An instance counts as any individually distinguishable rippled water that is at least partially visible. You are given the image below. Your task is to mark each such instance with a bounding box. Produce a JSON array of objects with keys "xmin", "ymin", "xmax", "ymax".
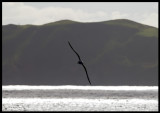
[{"xmin": 2, "ymin": 85, "xmax": 158, "ymax": 111}]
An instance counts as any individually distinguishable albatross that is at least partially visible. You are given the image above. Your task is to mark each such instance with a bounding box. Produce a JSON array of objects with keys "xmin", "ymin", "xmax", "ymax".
[{"xmin": 68, "ymin": 41, "xmax": 91, "ymax": 85}]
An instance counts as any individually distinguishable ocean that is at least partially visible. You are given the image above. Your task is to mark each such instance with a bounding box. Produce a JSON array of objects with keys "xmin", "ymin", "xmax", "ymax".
[{"xmin": 2, "ymin": 85, "xmax": 158, "ymax": 111}]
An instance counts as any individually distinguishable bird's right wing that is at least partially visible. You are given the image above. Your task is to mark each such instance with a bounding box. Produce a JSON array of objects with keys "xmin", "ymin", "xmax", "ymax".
[
  {"xmin": 68, "ymin": 41, "xmax": 81, "ymax": 61},
  {"xmin": 82, "ymin": 63, "xmax": 92, "ymax": 85}
]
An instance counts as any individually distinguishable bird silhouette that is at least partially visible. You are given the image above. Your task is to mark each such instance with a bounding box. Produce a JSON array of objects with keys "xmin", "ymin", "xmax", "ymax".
[{"xmin": 68, "ymin": 41, "xmax": 91, "ymax": 85}]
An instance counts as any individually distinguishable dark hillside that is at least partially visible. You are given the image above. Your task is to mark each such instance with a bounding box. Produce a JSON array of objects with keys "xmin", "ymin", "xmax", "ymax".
[{"xmin": 2, "ymin": 19, "xmax": 158, "ymax": 85}]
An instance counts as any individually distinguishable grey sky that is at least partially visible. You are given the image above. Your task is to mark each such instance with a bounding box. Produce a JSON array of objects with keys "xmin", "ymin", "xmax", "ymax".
[
  {"xmin": 23, "ymin": 2, "xmax": 157, "ymax": 13},
  {"xmin": 2, "ymin": 2, "xmax": 158, "ymax": 27}
]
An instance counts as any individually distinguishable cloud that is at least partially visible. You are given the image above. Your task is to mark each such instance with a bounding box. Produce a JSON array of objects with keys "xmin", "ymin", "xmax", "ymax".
[
  {"xmin": 153, "ymin": 3, "xmax": 158, "ymax": 10},
  {"xmin": 2, "ymin": 2, "xmax": 158, "ymax": 28},
  {"xmin": 111, "ymin": 11, "xmax": 128, "ymax": 20},
  {"xmin": 2, "ymin": 2, "xmax": 38, "ymax": 24},
  {"xmin": 2, "ymin": 2, "xmax": 108, "ymax": 25},
  {"xmin": 140, "ymin": 13, "xmax": 158, "ymax": 28}
]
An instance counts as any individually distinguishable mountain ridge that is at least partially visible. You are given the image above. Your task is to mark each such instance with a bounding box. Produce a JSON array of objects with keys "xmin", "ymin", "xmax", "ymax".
[{"xmin": 3, "ymin": 19, "xmax": 158, "ymax": 28}]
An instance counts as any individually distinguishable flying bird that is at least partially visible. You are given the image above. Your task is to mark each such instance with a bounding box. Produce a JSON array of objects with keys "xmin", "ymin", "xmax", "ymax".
[{"xmin": 68, "ymin": 41, "xmax": 91, "ymax": 85}]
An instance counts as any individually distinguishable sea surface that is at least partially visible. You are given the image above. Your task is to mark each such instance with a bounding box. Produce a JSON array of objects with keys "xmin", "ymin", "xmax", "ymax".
[{"xmin": 2, "ymin": 85, "xmax": 158, "ymax": 111}]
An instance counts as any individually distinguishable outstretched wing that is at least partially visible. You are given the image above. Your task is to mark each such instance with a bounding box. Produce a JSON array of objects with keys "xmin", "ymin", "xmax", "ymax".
[
  {"xmin": 81, "ymin": 63, "xmax": 92, "ymax": 85},
  {"xmin": 68, "ymin": 41, "xmax": 81, "ymax": 61},
  {"xmin": 68, "ymin": 41, "xmax": 91, "ymax": 85}
]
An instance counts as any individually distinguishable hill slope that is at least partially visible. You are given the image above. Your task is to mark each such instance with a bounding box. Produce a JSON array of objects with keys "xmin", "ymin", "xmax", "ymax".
[{"xmin": 2, "ymin": 19, "xmax": 158, "ymax": 85}]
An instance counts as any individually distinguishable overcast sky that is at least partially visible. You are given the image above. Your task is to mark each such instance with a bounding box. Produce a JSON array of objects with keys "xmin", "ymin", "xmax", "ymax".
[{"xmin": 2, "ymin": 2, "xmax": 158, "ymax": 28}]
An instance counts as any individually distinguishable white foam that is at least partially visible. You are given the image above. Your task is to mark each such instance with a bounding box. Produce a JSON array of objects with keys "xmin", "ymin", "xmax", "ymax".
[
  {"xmin": 2, "ymin": 98, "xmax": 157, "ymax": 104},
  {"xmin": 2, "ymin": 85, "xmax": 158, "ymax": 91},
  {"xmin": 2, "ymin": 98, "xmax": 158, "ymax": 111}
]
